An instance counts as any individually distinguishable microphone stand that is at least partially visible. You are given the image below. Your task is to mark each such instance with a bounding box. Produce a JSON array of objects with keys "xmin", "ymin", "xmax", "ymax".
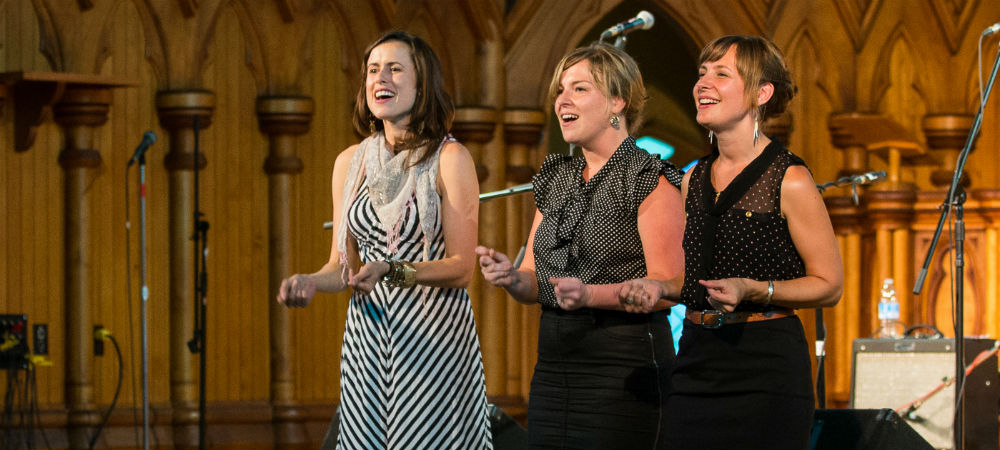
[
  {"xmin": 913, "ymin": 38, "xmax": 999, "ymax": 450},
  {"xmin": 136, "ymin": 151, "xmax": 151, "ymax": 450},
  {"xmin": 813, "ymin": 171, "xmax": 886, "ymax": 407},
  {"xmin": 186, "ymin": 116, "xmax": 209, "ymax": 450}
]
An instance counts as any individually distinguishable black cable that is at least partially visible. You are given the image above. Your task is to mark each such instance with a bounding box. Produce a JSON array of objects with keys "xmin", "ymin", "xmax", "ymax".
[
  {"xmin": 28, "ymin": 365, "xmax": 51, "ymax": 450},
  {"xmin": 88, "ymin": 334, "xmax": 124, "ymax": 450},
  {"xmin": 3, "ymin": 367, "xmax": 25, "ymax": 450}
]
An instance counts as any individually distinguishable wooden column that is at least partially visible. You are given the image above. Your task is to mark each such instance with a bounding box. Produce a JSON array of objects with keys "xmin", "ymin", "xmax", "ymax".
[
  {"xmin": 53, "ymin": 86, "xmax": 111, "ymax": 450},
  {"xmin": 257, "ymin": 96, "xmax": 312, "ymax": 449},
  {"xmin": 498, "ymin": 108, "xmax": 544, "ymax": 416},
  {"xmin": 972, "ymin": 189, "xmax": 1000, "ymax": 339},
  {"xmin": 2, "ymin": 73, "xmax": 134, "ymax": 449},
  {"xmin": 829, "ymin": 112, "xmax": 872, "ymax": 178},
  {"xmin": 825, "ymin": 196, "xmax": 863, "ymax": 407},
  {"xmin": 923, "ymin": 114, "xmax": 973, "ymax": 188},
  {"xmin": 864, "ymin": 187, "xmax": 917, "ymax": 331},
  {"xmin": 451, "ymin": 106, "xmax": 501, "ymax": 390},
  {"xmin": 156, "ymin": 90, "xmax": 214, "ymax": 450}
]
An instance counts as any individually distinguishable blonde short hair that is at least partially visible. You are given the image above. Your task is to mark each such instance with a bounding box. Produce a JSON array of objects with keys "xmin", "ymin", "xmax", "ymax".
[{"xmin": 547, "ymin": 43, "xmax": 647, "ymax": 134}]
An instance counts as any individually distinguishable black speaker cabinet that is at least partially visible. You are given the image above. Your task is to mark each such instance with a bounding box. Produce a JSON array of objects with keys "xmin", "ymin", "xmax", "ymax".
[
  {"xmin": 851, "ymin": 338, "xmax": 999, "ymax": 450},
  {"xmin": 811, "ymin": 408, "xmax": 934, "ymax": 450}
]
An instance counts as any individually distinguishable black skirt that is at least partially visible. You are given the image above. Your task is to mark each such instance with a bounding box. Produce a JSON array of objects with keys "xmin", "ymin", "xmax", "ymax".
[
  {"xmin": 528, "ymin": 308, "xmax": 674, "ymax": 450},
  {"xmin": 663, "ymin": 315, "xmax": 814, "ymax": 450}
]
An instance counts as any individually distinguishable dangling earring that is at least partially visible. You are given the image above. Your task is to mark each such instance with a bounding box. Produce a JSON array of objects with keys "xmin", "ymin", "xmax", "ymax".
[
  {"xmin": 708, "ymin": 130, "xmax": 714, "ymax": 144},
  {"xmin": 753, "ymin": 116, "xmax": 760, "ymax": 146},
  {"xmin": 610, "ymin": 114, "xmax": 621, "ymax": 130},
  {"xmin": 369, "ymin": 118, "xmax": 376, "ymax": 135}
]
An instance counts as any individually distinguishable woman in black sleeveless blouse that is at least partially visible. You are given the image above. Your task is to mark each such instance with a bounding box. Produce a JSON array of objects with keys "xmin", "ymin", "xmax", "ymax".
[
  {"xmin": 621, "ymin": 36, "xmax": 843, "ymax": 450},
  {"xmin": 476, "ymin": 43, "xmax": 685, "ymax": 450}
]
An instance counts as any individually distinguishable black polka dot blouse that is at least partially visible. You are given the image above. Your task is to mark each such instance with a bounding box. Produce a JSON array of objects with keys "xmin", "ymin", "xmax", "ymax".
[
  {"xmin": 531, "ymin": 136, "xmax": 683, "ymax": 308},
  {"xmin": 680, "ymin": 141, "xmax": 808, "ymax": 312}
]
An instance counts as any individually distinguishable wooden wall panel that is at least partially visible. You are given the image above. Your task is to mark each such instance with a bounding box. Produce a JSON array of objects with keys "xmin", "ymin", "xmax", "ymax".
[
  {"xmin": 289, "ymin": 5, "xmax": 357, "ymax": 405},
  {"xmin": 89, "ymin": 0, "xmax": 169, "ymax": 413},
  {"xmin": 198, "ymin": 3, "xmax": 272, "ymax": 402}
]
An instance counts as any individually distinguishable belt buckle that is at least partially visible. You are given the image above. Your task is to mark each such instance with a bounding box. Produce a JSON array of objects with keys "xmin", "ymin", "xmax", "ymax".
[{"xmin": 700, "ymin": 310, "xmax": 725, "ymax": 329}]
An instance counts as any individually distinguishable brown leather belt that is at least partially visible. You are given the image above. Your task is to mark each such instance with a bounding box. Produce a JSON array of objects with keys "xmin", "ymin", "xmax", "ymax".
[{"xmin": 686, "ymin": 308, "xmax": 794, "ymax": 328}]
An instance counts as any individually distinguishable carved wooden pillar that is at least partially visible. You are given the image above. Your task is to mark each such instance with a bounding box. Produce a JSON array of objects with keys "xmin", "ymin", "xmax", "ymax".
[
  {"xmin": 825, "ymin": 196, "xmax": 863, "ymax": 406},
  {"xmin": 156, "ymin": 90, "xmax": 214, "ymax": 450},
  {"xmin": 499, "ymin": 108, "xmax": 544, "ymax": 414},
  {"xmin": 53, "ymin": 86, "xmax": 111, "ymax": 450},
  {"xmin": 257, "ymin": 96, "xmax": 312, "ymax": 449},
  {"xmin": 451, "ymin": 106, "xmax": 502, "ymax": 392},
  {"xmin": 829, "ymin": 112, "xmax": 872, "ymax": 178},
  {"xmin": 972, "ymin": 189, "xmax": 1000, "ymax": 339},
  {"xmin": 923, "ymin": 114, "xmax": 973, "ymax": 187},
  {"xmin": 1, "ymin": 72, "xmax": 134, "ymax": 449}
]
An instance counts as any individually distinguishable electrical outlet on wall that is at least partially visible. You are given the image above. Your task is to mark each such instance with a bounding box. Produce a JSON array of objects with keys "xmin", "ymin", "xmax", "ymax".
[{"xmin": 33, "ymin": 324, "xmax": 48, "ymax": 355}]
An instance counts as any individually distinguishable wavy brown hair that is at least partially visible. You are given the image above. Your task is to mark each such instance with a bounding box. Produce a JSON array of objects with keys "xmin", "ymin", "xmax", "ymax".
[
  {"xmin": 352, "ymin": 31, "xmax": 454, "ymax": 167},
  {"xmin": 698, "ymin": 35, "xmax": 796, "ymax": 121}
]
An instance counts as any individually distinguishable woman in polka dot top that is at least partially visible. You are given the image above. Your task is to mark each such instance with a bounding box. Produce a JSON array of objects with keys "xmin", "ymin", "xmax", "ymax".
[
  {"xmin": 621, "ymin": 35, "xmax": 844, "ymax": 450},
  {"xmin": 476, "ymin": 43, "xmax": 685, "ymax": 450}
]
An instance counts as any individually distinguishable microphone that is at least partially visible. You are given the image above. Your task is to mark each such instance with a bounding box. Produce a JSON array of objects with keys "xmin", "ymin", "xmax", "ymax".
[
  {"xmin": 851, "ymin": 170, "xmax": 887, "ymax": 185},
  {"xmin": 983, "ymin": 21, "xmax": 1000, "ymax": 36},
  {"xmin": 127, "ymin": 131, "xmax": 157, "ymax": 167},
  {"xmin": 600, "ymin": 10, "xmax": 655, "ymax": 40}
]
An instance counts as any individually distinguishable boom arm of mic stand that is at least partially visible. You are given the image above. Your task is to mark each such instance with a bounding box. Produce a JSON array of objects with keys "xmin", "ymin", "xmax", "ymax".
[
  {"xmin": 479, "ymin": 183, "xmax": 533, "ymax": 202},
  {"xmin": 321, "ymin": 182, "xmax": 535, "ymax": 229}
]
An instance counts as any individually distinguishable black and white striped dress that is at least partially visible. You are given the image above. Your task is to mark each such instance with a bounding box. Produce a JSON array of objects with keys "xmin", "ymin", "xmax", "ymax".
[{"xmin": 339, "ymin": 177, "xmax": 492, "ymax": 450}]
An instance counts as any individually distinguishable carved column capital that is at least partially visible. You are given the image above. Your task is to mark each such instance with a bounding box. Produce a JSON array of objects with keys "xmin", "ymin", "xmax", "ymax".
[
  {"xmin": 257, "ymin": 96, "xmax": 314, "ymax": 136},
  {"xmin": 864, "ymin": 189, "xmax": 918, "ymax": 231},
  {"xmin": 54, "ymin": 86, "xmax": 113, "ymax": 170},
  {"xmin": 452, "ymin": 106, "xmax": 497, "ymax": 182},
  {"xmin": 453, "ymin": 106, "xmax": 497, "ymax": 143},
  {"xmin": 503, "ymin": 109, "xmax": 545, "ymax": 184},
  {"xmin": 157, "ymin": 90, "xmax": 215, "ymax": 130},
  {"xmin": 828, "ymin": 112, "xmax": 877, "ymax": 178},
  {"xmin": 825, "ymin": 196, "xmax": 864, "ymax": 234},
  {"xmin": 257, "ymin": 96, "xmax": 313, "ymax": 175},
  {"xmin": 156, "ymin": 90, "xmax": 214, "ymax": 172},
  {"xmin": 922, "ymin": 113, "xmax": 973, "ymax": 188}
]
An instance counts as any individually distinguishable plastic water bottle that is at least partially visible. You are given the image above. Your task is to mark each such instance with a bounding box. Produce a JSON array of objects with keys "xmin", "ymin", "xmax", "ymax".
[{"xmin": 874, "ymin": 278, "xmax": 905, "ymax": 338}]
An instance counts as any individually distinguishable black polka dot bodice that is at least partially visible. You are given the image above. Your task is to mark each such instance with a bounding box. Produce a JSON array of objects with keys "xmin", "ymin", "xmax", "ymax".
[
  {"xmin": 531, "ymin": 137, "xmax": 681, "ymax": 308},
  {"xmin": 680, "ymin": 141, "xmax": 807, "ymax": 312}
]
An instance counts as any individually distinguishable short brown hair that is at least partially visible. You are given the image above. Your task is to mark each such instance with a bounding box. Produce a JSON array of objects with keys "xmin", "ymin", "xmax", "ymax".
[
  {"xmin": 547, "ymin": 43, "xmax": 647, "ymax": 134},
  {"xmin": 352, "ymin": 31, "xmax": 454, "ymax": 166},
  {"xmin": 698, "ymin": 35, "xmax": 795, "ymax": 120}
]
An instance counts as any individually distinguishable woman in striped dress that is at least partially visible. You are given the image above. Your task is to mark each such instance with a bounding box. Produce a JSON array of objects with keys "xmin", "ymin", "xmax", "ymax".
[{"xmin": 277, "ymin": 31, "xmax": 491, "ymax": 450}]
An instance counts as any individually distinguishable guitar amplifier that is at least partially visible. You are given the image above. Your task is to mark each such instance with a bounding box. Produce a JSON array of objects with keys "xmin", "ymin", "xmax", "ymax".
[{"xmin": 850, "ymin": 338, "xmax": 999, "ymax": 449}]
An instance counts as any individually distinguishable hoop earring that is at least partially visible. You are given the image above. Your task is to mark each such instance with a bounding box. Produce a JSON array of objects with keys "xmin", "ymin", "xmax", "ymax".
[
  {"xmin": 708, "ymin": 130, "xmax": 714, "ymax": 144},
  {"xmin": 610, "ymin": 114, "xmax": 621, "ymax": 130}
]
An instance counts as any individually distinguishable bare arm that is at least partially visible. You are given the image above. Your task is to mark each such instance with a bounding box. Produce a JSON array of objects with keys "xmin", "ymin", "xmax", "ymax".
[
  {"xmin": 699, "ymin": 165, "xmax": 843, "ymax": 310},
  {"xmin": 477, "ymin": 209, "xmax": 542, "ymax": 304},
  {"xmin": 277, "ymin": 144, "xmax": 360, "ymax": 307},
  {"xmin": 620, "ymin": 169, "xmax": 691, "ymax": 312}
]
